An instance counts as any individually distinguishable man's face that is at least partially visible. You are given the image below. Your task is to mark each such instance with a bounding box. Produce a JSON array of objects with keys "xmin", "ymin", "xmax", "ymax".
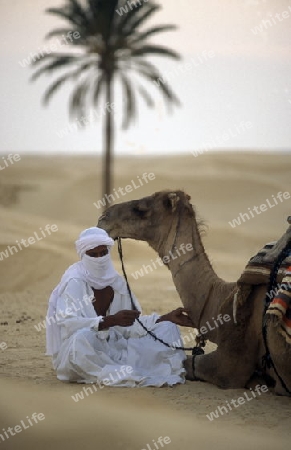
[{"xmin": 85, "ymin": 245, "xmax": 109, "ymax": 258}]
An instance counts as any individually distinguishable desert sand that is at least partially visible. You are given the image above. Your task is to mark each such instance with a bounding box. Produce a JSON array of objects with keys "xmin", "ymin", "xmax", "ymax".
[{"xmin": 0, "ymin": 152, "xmax": 291, "ymax": 449}]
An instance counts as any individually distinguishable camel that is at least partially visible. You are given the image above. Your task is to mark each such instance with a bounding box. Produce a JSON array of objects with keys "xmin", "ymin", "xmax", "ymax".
[{"xmin": 98, "ymin": 190, "xmax": 291, "ymax": 395}]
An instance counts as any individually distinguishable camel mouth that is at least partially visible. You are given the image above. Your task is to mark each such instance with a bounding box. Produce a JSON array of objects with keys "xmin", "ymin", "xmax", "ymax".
[
  {"xmin": 97, "ymin": 220, "xmax": 108, "ymax": 234},
  {"xmin": 97, "ymin": 217, "xmax": 119, "ymax": 240},
  {"xmin": 97, "ymin": 213, "xmax": 106, "ymax": 224},
  {"xmin": 97, "ymin": 215, "xmax": 108, "ymax": 229}
]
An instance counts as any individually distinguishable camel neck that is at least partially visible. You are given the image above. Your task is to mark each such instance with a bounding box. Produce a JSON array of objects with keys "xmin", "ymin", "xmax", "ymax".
[{"xmin": 152, "ymin": 212, "xmax": 234, "ymax": 342}]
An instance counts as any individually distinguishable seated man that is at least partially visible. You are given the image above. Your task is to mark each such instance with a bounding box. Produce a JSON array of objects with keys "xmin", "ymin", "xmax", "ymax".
[{"xmin": 46, "ymin": 227, "xmax": 193, "ymax": 386}]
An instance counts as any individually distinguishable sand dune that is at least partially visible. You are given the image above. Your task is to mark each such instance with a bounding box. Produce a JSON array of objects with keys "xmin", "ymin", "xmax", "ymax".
[
  {"xmin": 1, "ymin": 152, "xmax": 291, "ymax": 449},
  {"xmin": 1, "ymin": 378, "xmax": 289, "ymax": 450}
]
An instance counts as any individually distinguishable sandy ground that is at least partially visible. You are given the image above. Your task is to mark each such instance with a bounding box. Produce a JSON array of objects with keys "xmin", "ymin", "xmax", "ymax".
[{"xmin": 0, "ymin": 152, "xmax": 291, "ymax": 449}]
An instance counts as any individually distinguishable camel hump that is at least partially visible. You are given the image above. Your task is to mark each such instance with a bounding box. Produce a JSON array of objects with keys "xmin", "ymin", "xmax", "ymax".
[
  {"xmin": 249, "ymin": 241, "xmax": 278, "ymax": 267},
  {"xmin": 238, "ymin": 219, "xmax": 291, "ymax": 286},
  {"xmin": 250, "ymin": 219, "xmax": 291, "ymax": 266},
  {"xmin": 262, "ymin": 220, "xmax": 291, "ymax": 263}
]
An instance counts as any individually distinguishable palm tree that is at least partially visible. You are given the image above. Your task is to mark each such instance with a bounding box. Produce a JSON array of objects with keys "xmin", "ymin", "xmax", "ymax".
[{"xmin": 31, "ymin": 0, "xmax": 180, "ymax": 207}]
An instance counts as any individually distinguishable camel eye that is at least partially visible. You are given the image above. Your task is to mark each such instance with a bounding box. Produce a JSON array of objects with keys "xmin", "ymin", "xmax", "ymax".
[
  {"xmin": 163, "ymin": 198, "xmax": 172, "ymax": 210},
  {"xmin": 132, "ymin": 206, "xmax": 146, "ymax": 218}
]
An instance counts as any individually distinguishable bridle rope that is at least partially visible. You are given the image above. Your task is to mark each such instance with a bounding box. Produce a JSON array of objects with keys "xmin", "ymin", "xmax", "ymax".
[{"xmin": 117, "ymin": 236, "xmax": 205, "ymax": 353}]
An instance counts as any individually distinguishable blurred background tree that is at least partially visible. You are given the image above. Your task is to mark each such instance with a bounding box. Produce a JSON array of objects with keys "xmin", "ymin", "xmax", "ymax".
[{"xmin": 31, "ymin": 0, "xmax": 180, "ymax": 208}]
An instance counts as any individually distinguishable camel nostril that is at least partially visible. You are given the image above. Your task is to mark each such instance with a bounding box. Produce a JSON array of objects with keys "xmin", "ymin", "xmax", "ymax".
[{"xmin": 97, "ymin": 214, "xmax": 106, "ymax": 225}]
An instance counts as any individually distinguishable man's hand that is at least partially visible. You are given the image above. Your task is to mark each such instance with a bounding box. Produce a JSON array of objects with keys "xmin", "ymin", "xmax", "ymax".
[
  {"xmin": 98, "ymin": 310, "xmax": 140, "ymax": 330},
  {"xmin": 112, "ymin": 310, "xmax": 140, "ymax": 327},
  {"xmin": 157, "ymin": 308, "xmax": 194, "ymax": 327}
]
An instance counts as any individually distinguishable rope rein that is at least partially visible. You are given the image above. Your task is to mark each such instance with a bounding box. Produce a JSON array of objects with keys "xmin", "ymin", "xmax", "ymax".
[
  {"xmin": 116, "ymin": 214, "xmax": 291, "ymax": 389},
  {"xmin": 117, "ymin": 237, "xmax": 203, "ymax": 352},
  {"xmin": 118, "ymin": 232, "xmax": 291, "ymax": 395}
]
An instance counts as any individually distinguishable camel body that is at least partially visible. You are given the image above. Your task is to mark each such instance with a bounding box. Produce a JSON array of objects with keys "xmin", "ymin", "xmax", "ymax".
[{"xmin": 98, "ymin": 190, "xmax": 291, "ymax": 395}]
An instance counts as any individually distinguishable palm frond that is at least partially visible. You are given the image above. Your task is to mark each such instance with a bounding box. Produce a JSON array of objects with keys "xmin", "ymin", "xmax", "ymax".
[
  {"xmin": 43, "ymin": 74, "xmax": 72, "ymax": 105},
  {"xmin": 45, "ymin": 28, "xmax": 74, "ymax": 40},
  {"xmin": 132, "ymin": 58, "xmax": 161, "ymax": 73},
  {"xmin": 120, "ymin": 73, "xmax": 136, "ymax": 129},
  {"xmin": 31, "ymin": 55, "xmax": 81, "ymax": 81},
  {"xmin": 30, "ymin": 51, "xmax": 83, "ymax": 67},
  {"xmin": 87, "ymin": 0, "xmax": 100, "ymax": 17},
  {"xmin": 119, "ymin": 3, "xmax": 160, "ymax": 38},
  {"xmin": 93, "ymin": 73, "xmax": 105, "ymax": 106},
  {"xmin": 130, "ymin": 25, "xmax": 177, "ymax": 45},
  {"xmin": 131, "ymin": 45, "xmax": 180, "ymax": 60},
  {"xmin": 68, "ymin": 0, "xmax": 88, "ymax": 21},
  {"xmin": 69, "ymin": 81, "xmax": 89, "ymax": 119},
  {"xmin": 31, "ymin": 53, "xmax": 59, "ymax": 66},
  {"xmin": 46, "ymin": 7, "xmax": 77, "ymax": 26},
  {"xmin": 71, "ymin": 61, "xmax": 94, "ymax": 79},
  {"xmin": 134, "ymin": 68, "xmax": 180, "ymax": 108},
  {"xmin": 114, "ymin": 1, "xmax": 144, "ymax": 32},
  {"xmin": 137, "ymin": 85, "xmax": 154, "ymax": 107},
  {"xmin": 43, "ymin": 61, "xmax": 94, "ymax": 104},
  {"xmin": 46, "ymin": 0, "xmax": 89, "ymax": 28}
]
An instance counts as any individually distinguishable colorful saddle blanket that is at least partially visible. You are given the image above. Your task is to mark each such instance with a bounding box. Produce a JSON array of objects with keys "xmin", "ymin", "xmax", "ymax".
[
  {"xmin": 235, "ymin": 236, "xmax": 291, "ymax": 344},
  {"xmin": 237, "ymin": 241, "xmax": 291, "ymax": 286},
  {"xmin": 266, "ymin": 266, "xmax": 291, "ymax": 344}
]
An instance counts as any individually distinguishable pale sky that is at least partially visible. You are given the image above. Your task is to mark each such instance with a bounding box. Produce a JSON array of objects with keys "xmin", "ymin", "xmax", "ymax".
[{"xmin": 1, "ymin": 0, "xmax": 291, "ymax": 155}]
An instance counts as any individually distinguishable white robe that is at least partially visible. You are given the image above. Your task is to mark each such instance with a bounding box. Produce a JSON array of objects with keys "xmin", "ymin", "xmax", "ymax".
[{"xmin": 51, "ymin": 278, "xmax": 186, "ymax": 387}]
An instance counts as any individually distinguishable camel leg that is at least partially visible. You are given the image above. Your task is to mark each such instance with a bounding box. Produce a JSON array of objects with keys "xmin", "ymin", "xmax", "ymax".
[
  {"xmin": 193, "ymin": 347, "xmax": 258, "ymax": 388},
  {"xmin": 191, "ymin": 295, "xmax": 261, "ymax": 388},
  {"xmin": 183, "ymin": 327, "xmax": 259, "ymax": 388}
]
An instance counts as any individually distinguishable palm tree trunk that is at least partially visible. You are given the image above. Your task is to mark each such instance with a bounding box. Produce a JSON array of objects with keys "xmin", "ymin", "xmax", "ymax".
[{"xmin": 102, "ymin": 74, "xmax": 113, "ymax": 210}]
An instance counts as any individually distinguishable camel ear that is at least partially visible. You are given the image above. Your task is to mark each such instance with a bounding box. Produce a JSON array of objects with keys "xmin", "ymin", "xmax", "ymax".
[{"xmin": 168, "ymin": 193, "xmax": 180, "ymax": 212}]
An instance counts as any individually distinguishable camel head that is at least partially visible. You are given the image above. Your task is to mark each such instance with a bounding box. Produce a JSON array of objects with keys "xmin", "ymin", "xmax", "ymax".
[{"xmin": 97, "ymin": 190, "xmax": 195, "ymax": 247}]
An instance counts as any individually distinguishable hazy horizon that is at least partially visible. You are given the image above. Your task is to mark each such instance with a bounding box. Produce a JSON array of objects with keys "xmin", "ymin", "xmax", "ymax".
[{"xmin": 1, "ymin": 0, "xmax": 291, "ymax": 155}]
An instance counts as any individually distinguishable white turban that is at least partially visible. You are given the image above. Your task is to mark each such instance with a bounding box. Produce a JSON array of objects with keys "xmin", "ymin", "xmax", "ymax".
[{"xmin": 75, "ymin": 227, "xmax": 114, "ymax": 258}]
